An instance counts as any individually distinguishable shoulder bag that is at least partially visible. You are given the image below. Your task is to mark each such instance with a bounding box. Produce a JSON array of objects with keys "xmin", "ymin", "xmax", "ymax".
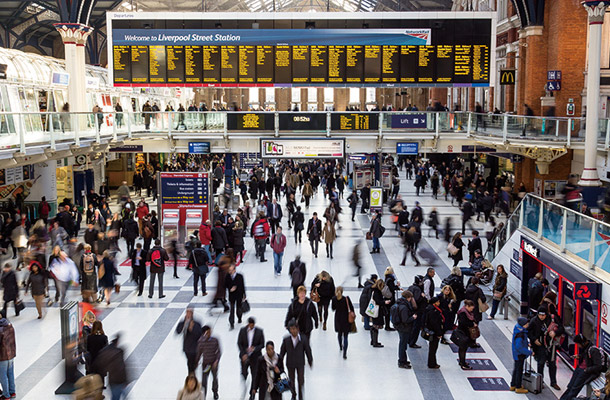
[
  {"xmin": 365, "ymin": 294, "xmax": 379, "ymax": 318},
  {"xmin": 468, "ymin": 325, "xmax": 481, "ymax": 340},
  {"xmin": 346, "ymin": 296, "xmax": 356, "ymax": 323},
  {"xmin": 447, "ymin": 242, "xmax": 459, "ymax": 256},
  {"xmin": 478, "ymin": 298, "xmax": 489, "ymax": 313},
  {"xmin": 310, "ymin": 287, "xmax": 320, "ymax": 303},
  {"xmin": 274, "ymin": 373, "xmax": 292, "ymax": 393}
]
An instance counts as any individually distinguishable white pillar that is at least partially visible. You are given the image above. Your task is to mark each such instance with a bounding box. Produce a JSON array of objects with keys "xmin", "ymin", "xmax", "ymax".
[
  {"xmin": 579, "ymin": 1, "xmax": 610, "ymax": 186},
  {"xmin": 53, "ymin": 23, "xmax": 93, "ymax": 113}
]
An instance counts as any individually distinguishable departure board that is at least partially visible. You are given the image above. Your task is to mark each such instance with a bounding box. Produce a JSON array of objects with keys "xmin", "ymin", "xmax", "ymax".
[
  {"xmin": 275, "ymin": 46, "xmax": 291, "ymax": 83},
  {"xmin": 257, "ymin": 46, "xmax": 274, "ymax": 83},
  {"xmin": 185, "ymin": 46, "xmax": 203, "ymax": 83},
  {"xmin": 203, "ymin": 46, "xmax": 220, "ymax": 83},
  {"xmin": 330, "ymin": 113, "xmax": 379, "ymax": 131},
  {"xmin": 310, "ymin": 46, "xmax": 328, "ymax": 83},
  {"xmin": 221, "ymin": 46, "xmax": 238, "ymax": 83},
  {"xmin": 167, "ymin": 46, "xmax": 185, "ymax": 83},
  {"xmin": 364, "ymin": 46, "xmax": 381, "ymax": 83},
  {"xmin": 292, "ymin": 46, "xmax": 310, "ymax": 83},
  {"xmin": 131, "ymin": 46, "xmax": 149, "ymax": 83},
  {"xmin": 227, "ymin": 113, "xmax": 275, "ymax": 130},
  {"xmin": 382, "ymin": 45, "xmax": 399, "ymax": 83},
  {"xmin": 239, "ymin": 46, "xmax": 255, "ymax": 83},
  {"xmin": 328, "ymin": 46, "xmax": 346, "ymax": 83},
  {"xmin": 113, "ymin": 46, "xmax": 131, "ymax": 83},
  {"xmin": 149, "ymin": 46, "xmax": 167, "ymax": 83},
  {"xmin": 346, "ymin": 46, "xmax": 364, "ymax": 83},
  {"xmin": 111, "ymin": 20, "xmax": 493, "ymax": 87},
  {"xmin": 418, "ymin": 46, "xmax": 435, "ymax": 83}
]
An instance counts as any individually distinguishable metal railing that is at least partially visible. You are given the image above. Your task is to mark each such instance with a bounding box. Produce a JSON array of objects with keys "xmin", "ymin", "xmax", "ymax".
[
  {"xmin": 0, "ymin": 110, "xmax": 601, "ymax": 152},
  {"xmin": 486, "ymin": 193, "xmax": 610, "ymax": 273}
]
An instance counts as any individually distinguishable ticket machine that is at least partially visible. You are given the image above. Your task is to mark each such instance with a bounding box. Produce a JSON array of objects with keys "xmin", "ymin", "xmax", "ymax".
[
  {"xmin": 185, "ymin": 209, "xmax": 203, "ymax": 239},
  {"xmin": 161, "ymin": 210, "xmax": 179, "ymax": 246}
]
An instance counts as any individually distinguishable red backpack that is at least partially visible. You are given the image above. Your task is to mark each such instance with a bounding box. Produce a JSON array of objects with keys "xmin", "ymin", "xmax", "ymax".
[{"xmin": 150, "ymin": 248, "xmax": 162, "ymax": 268}]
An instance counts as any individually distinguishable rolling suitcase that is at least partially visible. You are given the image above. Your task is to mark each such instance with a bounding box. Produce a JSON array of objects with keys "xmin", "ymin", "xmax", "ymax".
[{"xmin": 522, "ymin": 355, "xmax": 542, "ymax": 394}]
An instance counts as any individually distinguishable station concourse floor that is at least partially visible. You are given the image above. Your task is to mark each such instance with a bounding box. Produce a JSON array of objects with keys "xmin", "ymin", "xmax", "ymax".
[{"xmin": 9, "ymin": 174, "xmax": 573, "ymax": 400}]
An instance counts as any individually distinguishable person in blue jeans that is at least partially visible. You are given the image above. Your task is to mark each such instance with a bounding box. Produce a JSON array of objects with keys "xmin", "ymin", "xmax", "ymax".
[
  {"xmin": 0, "ymin": 314, "xmax": 16, "ymax": 399},
  {"xmin": 269, "ymin": 227, "xmax": 286, "ymax": 276},
  {"xmin": 510, "ymin": 317, "xmax": 532, "ymax": 393}
]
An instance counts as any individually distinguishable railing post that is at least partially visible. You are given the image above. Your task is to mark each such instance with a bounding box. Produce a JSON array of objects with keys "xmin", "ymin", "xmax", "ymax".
[
  {"xmin": 168, "ymin": 113, "xmax": 173, "ymax": 138},
  {"xmin": 589, "ymin": 221, "xmax": 597, "ymax": 269},
  {"xmin": 567, "ymin": 118, "xmax": 572, "ymax": 147},
  {"xmin": 74, "ymin": 114, "xmax": 80, "ymax": 147},
  {"xmin": 379, "ymin": 112, "xmax": 383, "ymax": 138},
  {"xmin": 326, "ymin": 112, "xmax": 331, "ymax": 137},
  {"xmin": 223, "ymin": 113, "xmax": 227, "ymax": 137},
  {"xmin": 18, "ymin": 114, "xmax": 25, "ymax": 153},
  {"xmin": 503, "ymin": 114, "xmax": 508, "ymax": 142},
  {"xmin": 537, "ymin": 201, "xmax": 544, "ymax": 238},
  {"xmin": 555, "ymin": 119, "xmax": 560, "ymax": 137},
  {"xmin": 560, "ymin": 209, "xmax": 568, "ymax": 252},
  {"xmin": 275, "ymin": 112, "xmax": 279, "ymax": 137},
  {"xmin": 606, "ymin": 119, "xmax": 610, "ymax": 148},
  {"xmin": 519, "ymin": 198, "xmax": 525, "ymax": 228},
  {"xmin": 49, "ymin": 114, "xmax": 56, "ymax": 151},
  {"xmin": 435, "ymin": 112, "xmax": 439, "ymax": 136},
  {"xmin": 112, "ymin": 112, "xmax": 117, "ymax": 141},
  {"xmin": 95, "ymin": 115, "xmax": 101, "ymax": 144},
  {"xmin": 126, "ymin": 112, "xmax": 132, "ymax": 139},
  {"xmin": 467, "ymin": 112, "xmax": 472, "ymax": 134}
]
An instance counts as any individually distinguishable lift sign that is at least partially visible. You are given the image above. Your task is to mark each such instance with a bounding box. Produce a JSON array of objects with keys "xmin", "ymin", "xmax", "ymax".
[{"xmin": 574, "ymin": 282, "xmax": 602, "ymax": 301}]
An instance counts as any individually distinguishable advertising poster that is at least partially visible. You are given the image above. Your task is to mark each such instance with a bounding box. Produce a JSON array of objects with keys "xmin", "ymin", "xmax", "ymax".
[{"xmin": 370, "ymin": 187, "xmax": 383, "ymax": 212}]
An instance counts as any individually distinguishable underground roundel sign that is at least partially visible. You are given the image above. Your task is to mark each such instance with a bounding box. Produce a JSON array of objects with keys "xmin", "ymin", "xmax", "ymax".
[{"xmin": 574, "ymin": 282, "xmax": 602, "ymax": 301}]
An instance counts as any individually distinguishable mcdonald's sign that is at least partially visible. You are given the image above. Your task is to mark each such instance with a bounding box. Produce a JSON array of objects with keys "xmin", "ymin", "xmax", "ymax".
[{"xmin": 500, "ymin": 69, "xmax": 515, "ymax": 85}]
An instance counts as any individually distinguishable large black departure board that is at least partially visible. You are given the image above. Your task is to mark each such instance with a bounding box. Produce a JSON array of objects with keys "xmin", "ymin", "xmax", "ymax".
[{"xmin": 111, "ymin": 19, "xmax": 493, "ymax": 87}]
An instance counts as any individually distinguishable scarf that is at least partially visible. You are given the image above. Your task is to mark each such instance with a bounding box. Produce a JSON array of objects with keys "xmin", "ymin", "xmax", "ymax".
[
  {"xmin": 458, "ymin": 306, "xmax": 475, "ymax": 321},
  {"xmin": 263, "ymin": 352, "xmax": 279, "ymax": 392}
]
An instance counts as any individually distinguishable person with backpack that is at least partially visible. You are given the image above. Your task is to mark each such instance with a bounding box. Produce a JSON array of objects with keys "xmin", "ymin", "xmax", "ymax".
[
  {"xmin": 424, "ymin": 296, "xmax": 444, "ymax": 369},
  {"xmin": 251, "ymin": 212, "xmax": 270, "ymax": 262},
  {"xmin": 148, "ymin": 239, "xmax": 169, "ymax": 299},
  {"xmin": 189, "ymin": 242, "xmax": 209, "ymax": 297},
  {"xmin": 391, "ymin": 290, "xmax": 417, "ymax": 369},
  {"xmin": 560, "ymin": 334, "xmax": 607, "ymax": 400},
  {"xmin": 528, "ymin": 306, "xmax": 562, "ymax": 391},
  {"xmin": 511, "ymin": 317, "xmax": 532, "ymax": 393},
  {"xmin": 79, "ymin": 244, "xmax": 99, "ymax": 303},
  {"xmin": 289, "ymin": 256, "xmax": 306, "ymax": 298}
]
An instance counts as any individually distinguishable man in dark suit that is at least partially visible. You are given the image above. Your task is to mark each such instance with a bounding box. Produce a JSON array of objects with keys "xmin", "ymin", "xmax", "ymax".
[
  {"xmin": 266, "ymin": 198, "xmax": 283, "ymax": 234},
  {"xmin": 130, "ymin": 243, "xmax": 148, "ymax": 296},
  {"xmin": 238, "ymin": 317, "xmax": 265, "ymax": 399},
  {"xmin": 280, "ymin": 320, "xmax": 313, "ymax": 400},
  {"xmin": 175, "ymin": 308, "xmax": 203, "ymax": 373},
  {"xmin": 224, "ymin": 263, "xmax": 245, "ymax": 330},
  {"xmin": 306, "ymin": 212, "xmax": 322, "ymax": 258},
  {"xmin": 467, "ymin": 230, "xmax": 482, "ymax": 263}
]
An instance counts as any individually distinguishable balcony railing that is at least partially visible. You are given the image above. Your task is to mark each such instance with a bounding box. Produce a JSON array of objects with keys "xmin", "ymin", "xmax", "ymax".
[{"xmin": 0, "ymin": 110, "xmax": 603, "ymax": 152}]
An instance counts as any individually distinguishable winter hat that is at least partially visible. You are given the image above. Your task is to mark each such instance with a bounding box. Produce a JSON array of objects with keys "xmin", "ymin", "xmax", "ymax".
[{"xmin": 517, "ymin": 317, "xmax": 528, "ymax": 327}]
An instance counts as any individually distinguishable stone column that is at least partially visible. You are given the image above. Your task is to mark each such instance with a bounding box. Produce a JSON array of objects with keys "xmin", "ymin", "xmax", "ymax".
[
  {"xmin": 53, "ymin": 23, "xmax": 93, "ymax": 113},
  {"xmin": 579, "ymin": 1, "xmax": 610, "ymax": 186}
]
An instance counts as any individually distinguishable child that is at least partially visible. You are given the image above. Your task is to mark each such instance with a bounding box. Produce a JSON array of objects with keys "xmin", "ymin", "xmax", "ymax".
[{"xmin": 511, "ymin": 317, "xmax": 532, "ymax": 393}]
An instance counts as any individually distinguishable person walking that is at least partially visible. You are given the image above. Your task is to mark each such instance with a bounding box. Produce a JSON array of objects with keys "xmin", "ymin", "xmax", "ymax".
[
  {"xmin": 292, "ymin": 206, "xmax": 305, "ymax": 244},
  {"xmin": 449, "ymin": 232, "xmax": 465, "ymax": 267},
  {"xmin": 331, "ymin": 286, "xmax": 354, "ymax": 359},
  {"xmin": 285, "ymin": 286, "xmax": 318, "ymax": 340},
  {"xmin": 392, "ymin": 290, "xmax": 417, "ymax": 369},
  {"xmin": 347, "ymin": 190, "xmax": 358, "ymax": 221},
  {"xmin": 211, "ymin": 221, "xmax": 228, "ymax": 266},
  {"xmin": 322, "ymin": 219, "xmax": 336, "ymax": 259},
  {"xmin": 455, "ymin": 300, "xmax": 477, "ymax": 370},
  {"xmin": 148, "ymin": 239, "xmax": 169, "ymax": 299},
  {"xmin": 267, "ymin": 199, "xmax": 283, "ymax": 235},
  {"xmin": 121, "ymin": 217, "xmax": 138, "ymax": 255},
  {"xmin": 307, "ymin": 212, "xmax": 322, "ymax": 258},
  {"xmin": 289, "ymin": 256, "xmax": 306, "ymax": 298},
  {"xmin": 130, "ymin": 243, "xmax": 148, "ymax": 297},
  {"xmin": 280, "ymin": 320, "xmax": 313, "ymax": 400},
  {"xmin": 510, "ymin": 317, "xmax": 532, "ymax": 393},
  {"xmin": 0, "ymin": 264, "xmax": 20, "ymax": 318},
  {"xmin": 176, "ymin": 308, "xmax": 203, "ymax": 374},
  {"xmin": 79, "ymin": 244, "xmax": 99, "ymax": 303},
  {"xmin": 197, "ymin": 325, "xmax": 221, "ymax": 400},
  {"xmin": 224, "ymin": 263, "xmax": 245, "ymax": 330},
  {"xmin": 270, "ymin": 226, "xmax": 287, "ymax": 276},
  {"xmin": 176, "ymin": 374, "xmax": 204, "ymax": 400},
  {"xmin": 189, "ymin": 242, "xmax": 209, "ymax": 297},
  {"xmin": 251, "ymin": 212, "xmax": 270, "ymax": 262},
  {"xmin": 251, "ymin": 341, "xmax": 283, "ymax": 400},
  {"xmin": 302, "ymin": 180, "xmax": 314, "ymax": 208},
  {"xmin": 49, "ymin": 251, "xmax": 79, "ymax": 307},
  {"xmin": 488, "ymin": 264, "xmax": 508, "ymax": 320},
  {"xmin": 311, "ymin": 271, "xmax": 335, "ymax": 331},
  {"xmin": 25, "ymin": 262, "xmax": 47, "ymax": 319},
  {"xmin": 424, "ymin": 296, "xmax": 444, "ymax": 369},
  {"xmin": 464, "ymin": 277, "xmax": 486, "ymax": 324},
  {"xmin": 86, "ymin": 321, "xmax": 108, "ymax": 376},
  {"xmin": 93, "ymin": 336, "xmax": 129, "ymax": 400},
  {"xmin": 199, "ymin": 220, "xmax": 213, "ymax": 262},
  {"xmin": 0, "ymin": 313, "xmax": 16, "ymax": 399},
  {"xmin": 237, "ymin": 317, "xmax": 265, "ymax": 399},
  {"xmin": 99, "ymin": 251, "xmax": 116, "ymax": 305}
]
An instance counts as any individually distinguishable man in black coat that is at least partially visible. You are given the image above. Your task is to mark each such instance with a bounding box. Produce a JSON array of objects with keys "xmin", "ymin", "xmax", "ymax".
[
  {"xmin": 467, "ymin": 230, "xmax": 482, "ymax": 263},
  {"xmin": 528, "ymin": 306, "xmax": 562, "ymax": 390},
  {"xmin": 122, "ymin": 217, "xmax": 139, "ymax": 254},
  {"xmin": 306, "ymin": 213, "xmax": 322, "ymax": 258},
  {"xmin": 175, "ymin": 308, "xmax": 203, "ymax": 373},
  {"xmin": 148, "ymin": 239, "xmax": 169, "ymax": 299},
  {"xmin": 238, "ymin": 317, "xmax": 265, "ymax": 398},
  {"xmin": 289, "ymin": 256, "xmax": 306, "ymax": 298},
  {"xmin": 130, "ymin": 243, "xmax": 148, "ymax": 296},
  {"xmin": 425, "ymin": 296, "xmax": 444, "ymax": 369},
  {"xmin": 224, "ymin": 263, "xmax": 245, "ymax": 330},
  {"xmin": 407, "ymin": 276, "xmax": 426, "ymax": 348},
  {"xmin": 211, "ymin": 221, "xmax": 228, "ymax": 265},
  {"xmin": 83, "ymin": 223, "xmax": 99, "ymax": 248},
  {"xmin": 360, "ymin": 184, "xmax": 370, "ymax": 213},
  {"xmin": 189, "ymin": 242, "xmax": 209, "ymax": 296},
  {"xmin": 280, "ymin": 320, "xmax": 313, "ymax": 400}
]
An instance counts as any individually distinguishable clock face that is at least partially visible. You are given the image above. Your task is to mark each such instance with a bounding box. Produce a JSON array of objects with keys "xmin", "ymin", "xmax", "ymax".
[
  {"xmin": 372, "ymin": 191, "xmax": 380, "ymax": 200},
  {"xmin": 76, "ymin": 155, "xmax": 87, "ymax": 165}
]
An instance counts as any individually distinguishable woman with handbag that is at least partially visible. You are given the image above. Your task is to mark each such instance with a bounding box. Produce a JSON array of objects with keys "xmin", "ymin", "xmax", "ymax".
[
  {"xmin": 331, "ymin": 286, "xmax": 354, "ymax": 360},
  {"xmin": 439, "ymin": 285, "xmax": 457, "ymax": 344},
  {"xmin": 368, "ymin": 279, "xmax": 387, "ymax": 348},
  {"xmin": 311, "ymin": 271, "xmax": 335, "ymax": 331},
  {"xmin": 455, "ymin": 299, "xmax": 478, "ymax": 370},
  {"xmin": 449, "ymin": 232, "xmax": 464, "ymax": 267},
  {"xmin": 488, "ymin": 264, "xmax": 508, "ymax": 320},
  {"xmin": 251, "ymin": 341, "xmax": 284, "ymax": 400},
  {"xmin": 424, "ymin": 296, "xmax": 445, "ymax": 369}
]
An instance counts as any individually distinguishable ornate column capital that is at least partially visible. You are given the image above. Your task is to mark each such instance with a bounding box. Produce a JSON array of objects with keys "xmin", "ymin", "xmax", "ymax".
[
  {"xmin": 582, "ymin": 1, "xmax": 610, "ymax": 24},
  {"xmin": 53, "ymin": 23, "xmax": 93, "ymax": 46}
]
